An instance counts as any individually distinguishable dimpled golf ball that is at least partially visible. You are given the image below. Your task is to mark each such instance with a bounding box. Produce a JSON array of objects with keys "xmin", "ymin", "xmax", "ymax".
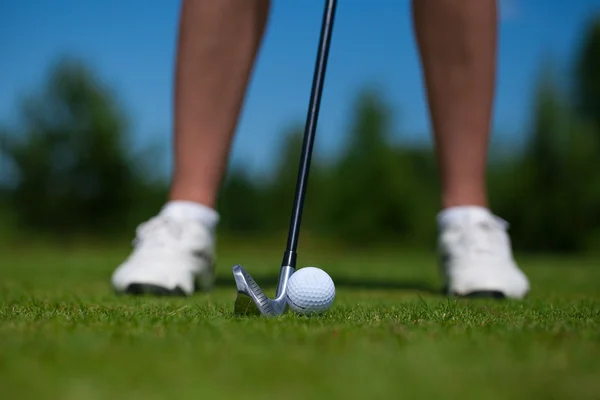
[{"xmin": 286, "ymin": 267, "xmax": 335, "ymax": 315}]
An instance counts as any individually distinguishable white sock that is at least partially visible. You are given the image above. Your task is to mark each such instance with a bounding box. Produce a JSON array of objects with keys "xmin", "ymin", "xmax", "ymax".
[
  {"xmin": 437, "ymin": 206, "xmax": 492, "ymax": 228},
  {"xmin": 160, "ymin": 201, "xmax": 220, "ymax": 231}
]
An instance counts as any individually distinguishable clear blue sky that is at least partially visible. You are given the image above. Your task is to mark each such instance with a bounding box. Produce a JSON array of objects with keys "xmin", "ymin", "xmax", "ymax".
[{"xmin": 1, "ymin": 1, "xmax": 599, "ymax": 177}]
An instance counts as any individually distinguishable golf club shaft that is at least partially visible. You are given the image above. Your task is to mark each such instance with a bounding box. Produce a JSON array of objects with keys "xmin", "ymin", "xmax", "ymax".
[{"xmin": 282, "ymin": 0, "xmax": 337, "ymax": 269}]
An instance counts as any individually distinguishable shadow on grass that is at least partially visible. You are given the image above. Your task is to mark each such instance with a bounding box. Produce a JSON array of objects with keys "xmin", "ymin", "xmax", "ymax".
[{"xmin": 214, "ymin": 275, "xmax": 440, "ymax": 294}]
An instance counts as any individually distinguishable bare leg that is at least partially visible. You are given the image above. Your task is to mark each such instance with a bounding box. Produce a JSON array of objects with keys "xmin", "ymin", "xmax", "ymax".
[
  {"xmin": 170, "ymin": 0, "xmax": 270, "ymax": 208},
  {"xmin": 112, "ymin": 0, "xmax": 270, "ymax": 296},
  {"xmin": 412, "ymin": 0, "xmax": 497, "ymax": 208}
]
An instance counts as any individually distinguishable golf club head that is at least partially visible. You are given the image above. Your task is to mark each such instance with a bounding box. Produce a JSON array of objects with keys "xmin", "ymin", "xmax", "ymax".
[{"xmin": 232, "ymin": 265, "xmax": 281, "ymax": 317}]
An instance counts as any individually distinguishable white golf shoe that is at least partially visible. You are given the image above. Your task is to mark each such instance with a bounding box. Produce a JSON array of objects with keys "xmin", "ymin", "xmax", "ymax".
[
  {"xmin": 112, "ymin": 214, "xmax": 215, "ymax": 296},
  {"xmin": 438, "ymin": 208, "xmax": 530, "ymax": 299}
]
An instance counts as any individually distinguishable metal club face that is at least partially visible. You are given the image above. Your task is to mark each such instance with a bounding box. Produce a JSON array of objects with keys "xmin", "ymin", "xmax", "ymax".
[{"xmin": 232, "ymin": 265, "xmax": 294, "ymax": 317}]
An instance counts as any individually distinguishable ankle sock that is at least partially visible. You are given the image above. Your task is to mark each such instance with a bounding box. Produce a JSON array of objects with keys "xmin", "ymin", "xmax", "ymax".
[
  {"xmin": 437, "ymin": 206, "xmax": 491, "ymax": 229},
  {"xmin": 160, "ymin": 201, "xmax": 220, "ymax": 231}
]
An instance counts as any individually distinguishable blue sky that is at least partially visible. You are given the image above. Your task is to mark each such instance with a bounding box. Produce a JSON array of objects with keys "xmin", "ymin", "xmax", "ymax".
[{"xmin": 1, "ymin": 0, "xmax": 599, "ymax": 177}]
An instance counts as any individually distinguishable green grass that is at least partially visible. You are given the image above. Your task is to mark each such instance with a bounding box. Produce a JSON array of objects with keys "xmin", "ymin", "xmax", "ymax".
[{"xmin": 1, "ymin": 243, "xmax": 599, "ymax": 399}]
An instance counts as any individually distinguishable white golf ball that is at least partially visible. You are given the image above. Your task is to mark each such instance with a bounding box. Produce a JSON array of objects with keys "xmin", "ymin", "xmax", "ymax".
[{"xmin": 286, "ymin": 267, "xmax": 335, "ymax": 315}]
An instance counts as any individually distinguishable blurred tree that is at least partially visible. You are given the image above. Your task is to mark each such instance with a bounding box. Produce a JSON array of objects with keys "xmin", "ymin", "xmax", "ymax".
[
  {"xmin": 263, "ymin": 125, "xmax": 329, "ymax": 234},
  {"xmin": 0, "ymin": 57, "xmax": 152, "ymax": 237},
  {"xmin": 573, "ymin": 14, "xmax": 600, "ymax": 249},
  {"xmin": 217, "ymin": 167, "xmax": 267, "ymax": 234},
  {"xmin": 322, "ymin": 89, "xmax": 438, "ymax": 246},
  {"xmin": 499, "ymin": 66, "xmax": 600, "ymax": 252},
  {"xmin": 4, "ymin": 14, "xmax": 599, "ymax": 253},
  {"xmin": 264, "ymin": 126, "xmax": 305, "ymax": 233},
  {"xmin": 575, "ymin": 15, "xmax": 600, "ymax": 131}
]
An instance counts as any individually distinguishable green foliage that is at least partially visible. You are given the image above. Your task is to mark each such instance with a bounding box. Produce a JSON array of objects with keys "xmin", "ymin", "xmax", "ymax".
[
  {"xmin": 576, "ymin": 15, "xmax": 600, "ymax": 130},
  {"xmin": 214, "ymin": 15, "xmax": 600, "ymax": 252},
  {"xmin": 218, "ymin": 167, "xmax": 268, "ymax": 234},
  {"xmin": 494, "ymin": 67, "xmax": 600, "ymax": 252},
  {"xmin": 0, "ymin": 57, "xmax": 159, "ymax": 238},
  {"xmin": 321, "ymin": 90, "xmax": 438, "ymax": 246},
  {"xmin": 215, "ymin": 91, "xmax": 440, "ymax": 248},
  {"xmin": 2, "ymin": 16, "xmax": 600, "ymax": 252}
]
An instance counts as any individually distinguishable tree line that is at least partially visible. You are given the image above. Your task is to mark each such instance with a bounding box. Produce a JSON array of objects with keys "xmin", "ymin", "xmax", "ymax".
[{"xmin": 1, "ymin": 16, "xmax": 600, "ymax": 253}]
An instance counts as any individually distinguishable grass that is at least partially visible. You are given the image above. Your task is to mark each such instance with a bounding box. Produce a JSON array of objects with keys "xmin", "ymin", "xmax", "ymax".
[{"xmin": 0, "ymin": 242, "xmax": 599, "ymax": 399}]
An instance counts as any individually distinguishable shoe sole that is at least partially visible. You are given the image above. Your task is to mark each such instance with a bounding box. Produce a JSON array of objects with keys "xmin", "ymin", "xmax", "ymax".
[
  {"xmin": 123, "ymin": 284, "xmax": 188, "ymax": 297},
  {"xmin": 459, "ymin": 290, "xmax": 506, "ymax": 299}
]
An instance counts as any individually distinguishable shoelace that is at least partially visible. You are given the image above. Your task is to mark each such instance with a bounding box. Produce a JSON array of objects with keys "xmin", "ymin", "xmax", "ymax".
[{"xmin": 133, "ymin": 216, "xmax": 183, "ymax": 248}]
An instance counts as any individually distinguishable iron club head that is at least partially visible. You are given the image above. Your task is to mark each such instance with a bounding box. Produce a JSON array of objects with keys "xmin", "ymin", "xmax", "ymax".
[{"xmin": 232, "ymin": 264, "xmax": 294, "ymax": 317}]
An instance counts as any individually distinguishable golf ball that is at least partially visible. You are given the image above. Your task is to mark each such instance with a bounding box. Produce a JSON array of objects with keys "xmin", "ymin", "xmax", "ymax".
[{"xmin": 286, "ymin": 267, "xmax": 335, "ymax": 315}]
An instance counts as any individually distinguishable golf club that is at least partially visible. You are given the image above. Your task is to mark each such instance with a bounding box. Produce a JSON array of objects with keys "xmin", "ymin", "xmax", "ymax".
[{"xmin": 232, "ymin": 0, "xmax": 337, "ymax": 316}]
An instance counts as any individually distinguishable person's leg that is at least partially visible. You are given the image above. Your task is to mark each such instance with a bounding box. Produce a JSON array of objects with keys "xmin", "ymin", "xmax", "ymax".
[
  {"xmin": 412, "ymin": 0, "xmax": 494, "ymax": 208},
  {"xmin": 112, "ymin": 0, "xmax": 270, "ymax": 296},
  {"xmin": 171, "ymin": 0, "xmax": 270, "ymax": 207},
  {"xmin": 411, "ymin": 0, "xmax": 529, "ymax": 298}
]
